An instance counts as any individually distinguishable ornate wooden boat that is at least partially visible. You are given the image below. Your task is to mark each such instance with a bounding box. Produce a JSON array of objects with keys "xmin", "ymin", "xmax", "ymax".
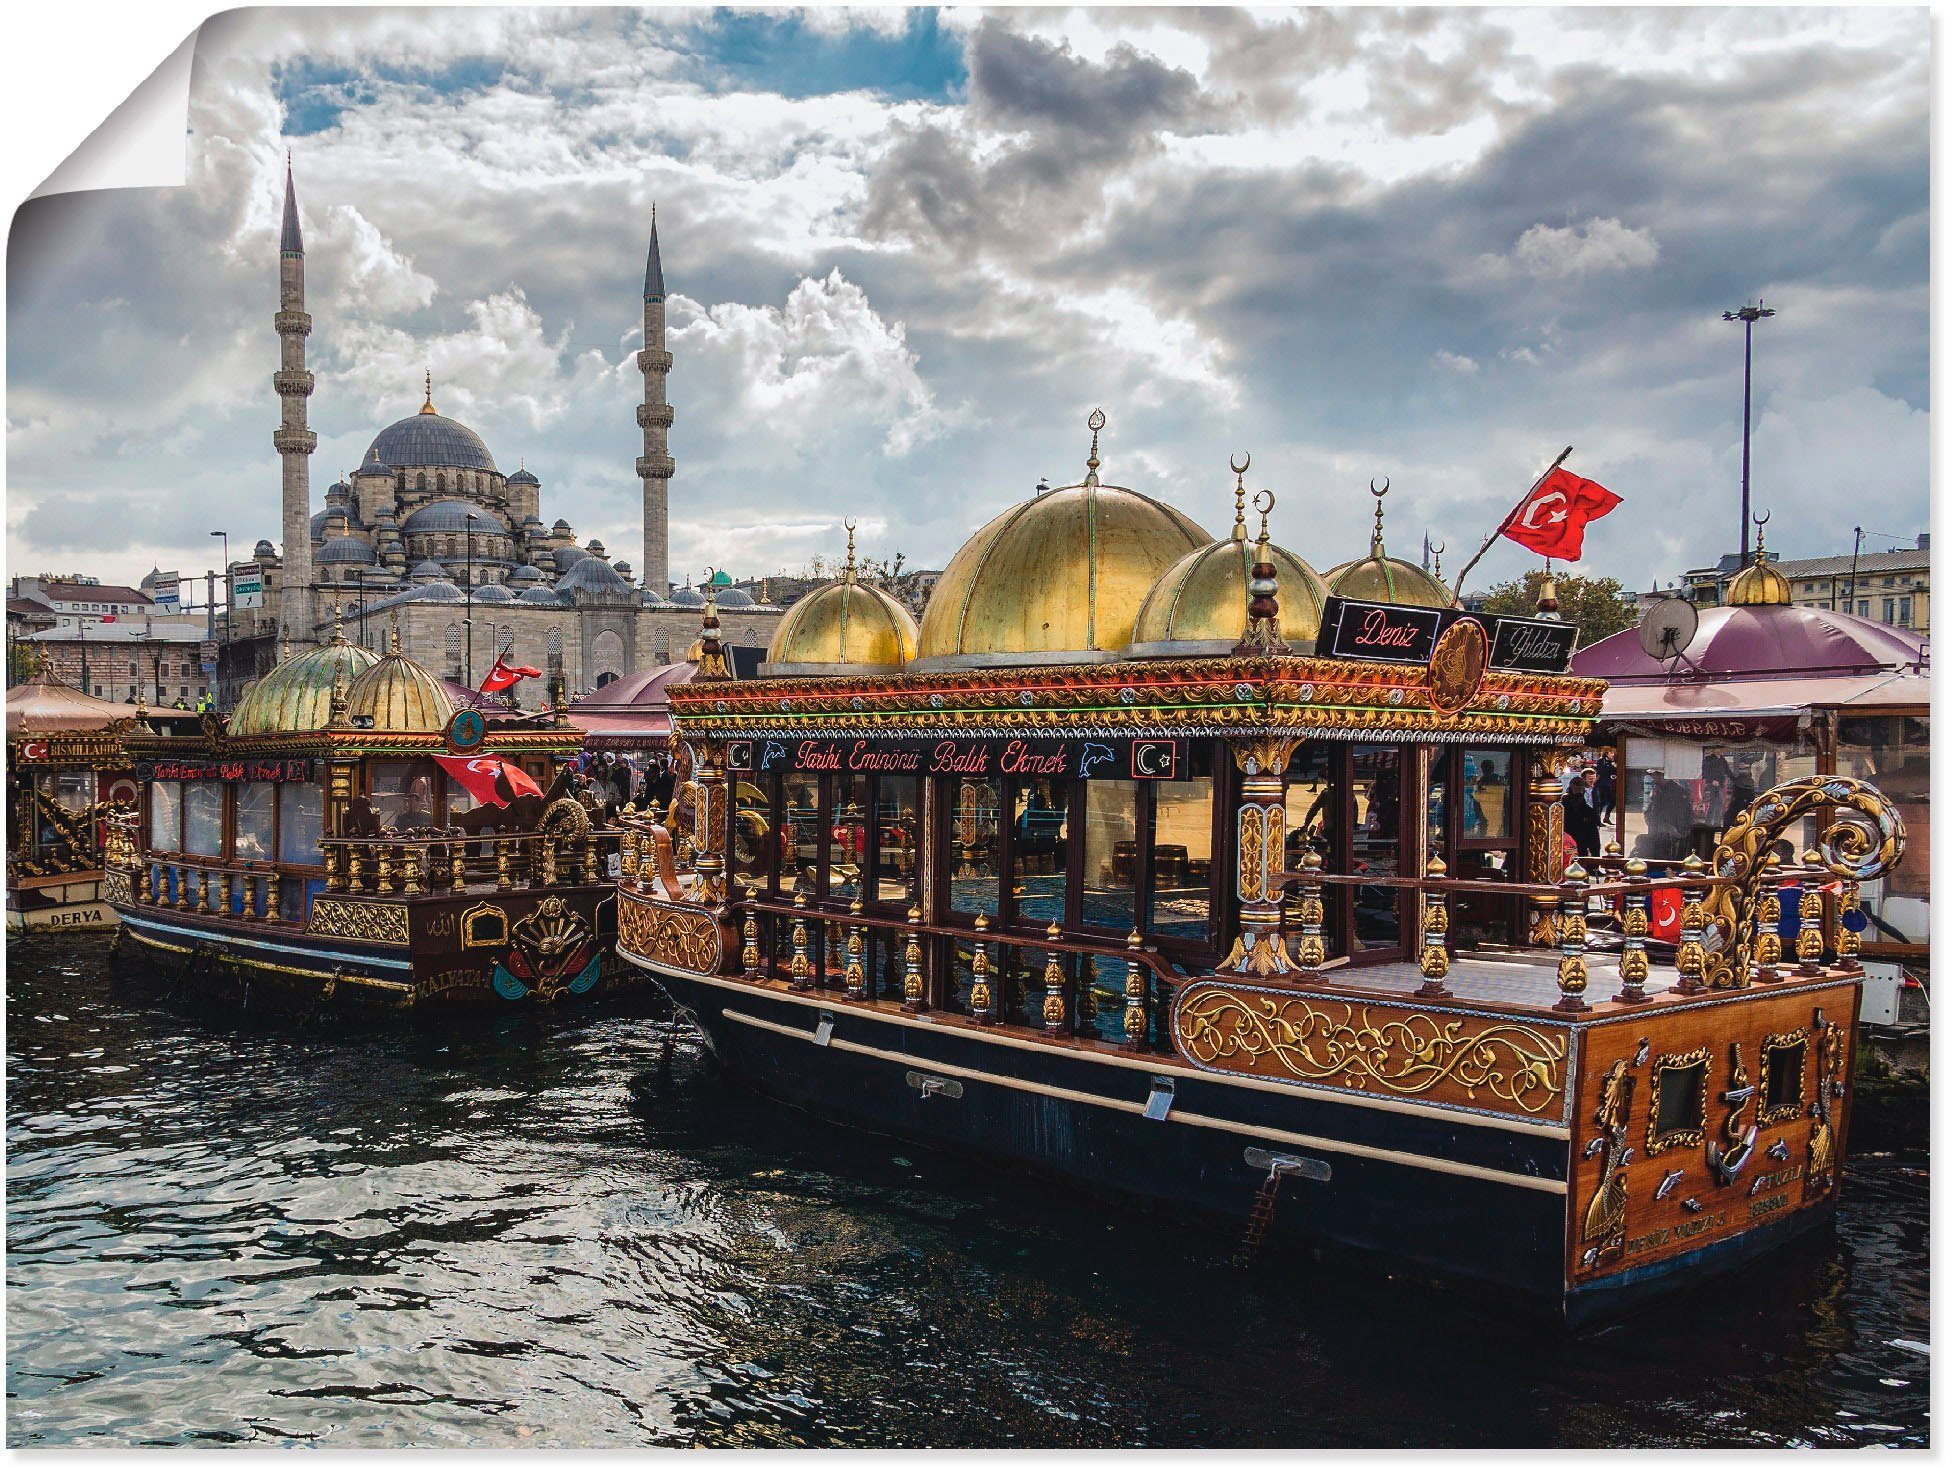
[
  {"xmin": 104, "ymin": 623, "xmax": 634, "ymax": 1010},
  {"xmin": 7, "ymin": 672, "xmax": 197, "ymax": 932},
  {"xmin": 612, "ymin": 425, "xmax": 1908, "ymax": 1322}
]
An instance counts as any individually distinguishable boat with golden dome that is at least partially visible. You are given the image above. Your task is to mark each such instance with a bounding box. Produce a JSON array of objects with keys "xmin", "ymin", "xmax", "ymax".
[
  {"xmin": 103, "ymin": 619, "xmax": 632, "ymax": 1010},
  {"xmin": 613, "ymin": 414, "xmax": 1908, "ymax": 1323}
]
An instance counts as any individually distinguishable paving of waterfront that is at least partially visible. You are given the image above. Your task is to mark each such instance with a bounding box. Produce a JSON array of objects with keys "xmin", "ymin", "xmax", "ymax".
[{"xmin": 6, "ymin": 934, "xmax": 1930, "ymax": 1447}]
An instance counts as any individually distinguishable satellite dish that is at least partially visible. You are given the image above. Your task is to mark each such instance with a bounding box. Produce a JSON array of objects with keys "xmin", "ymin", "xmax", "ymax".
[{"xmin": 1638, "ymin": 597, "xmax": 1699, "ymax": 663}]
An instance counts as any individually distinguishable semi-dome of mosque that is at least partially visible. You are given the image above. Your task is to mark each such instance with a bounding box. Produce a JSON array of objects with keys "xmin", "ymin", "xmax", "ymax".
[
  {"xmin": 1127, "ymin": 472, "xmax": 1327, "ymax": 656},
  {"xmin": 552, "ymin": 545, "xmax": 590, "ymax": 573},
  {"xmin": 402, "ymin": 498, "xmax": 508, "ymax": 535},
  {"xmin": 518, "ymin": 585, "xmax": 565, "ymax": 606},
  {"xmin": 229, "ymin": 623, "xmax": 378, "ymax": 736},
  {"xmin": 763, "ymin": 529, "xmax": 919, "ymax": 675},
  {"xmin": 914, "ymin": 414, "xmax": 1209, "ymax": 670},
  {"xmin": 1323, "ymin": 482, "xmax": 1453, "ymax": 610},
  {"xmin": 366, "ymin": 408, "xmax": 497, "ymax": 473},
  {"xmin": 507, "ymin": 563, "xmax": 543, "ymax": 585},
  {"xmin": 310, "ymin": 505, "xmax": 361, "ymax": 538},
  {"xmin": 342, "ymin": 632, "xmax": 455, "ymax": 735},
  {"xmin": 715, "ymin": 586, "xmax": 753, "ymax": 608},
  {"xmin": 471, "ymin": 583, "xmax": 515, "ymax": 603},
  {"xmin": 410, "ymin": 559, "xmax": 451, "ymax": 583},
  {"xmin": 316, "ymin": 533, "xmax": 378, "ymax": 565},
  {"xmin": 669, "ymin": 586, "xmax": 707, "ymax": 608},
  {"xmin": 556, "ymin": 556, "xmax": 633, "ymax": 599},
  {"xmin": 406, "ymin": 581, "xmax": 465, "ymax": 603}
]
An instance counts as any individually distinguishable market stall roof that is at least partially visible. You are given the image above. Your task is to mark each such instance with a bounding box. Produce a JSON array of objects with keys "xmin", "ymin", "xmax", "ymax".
[
  {"xmin": 7, "ymin": 673, "xmax": 199, "ymax": 736},
  {"xmin": 1573, "ymin": 603, "xmax": 1925, "ymax": 685},
  {"xmin": 566, "ymin": 663, "xmax": 697, "ymax": 749},
  {"xmin": 1599, "ymin": 669, "xmax": 1929, "ymax": 729}
]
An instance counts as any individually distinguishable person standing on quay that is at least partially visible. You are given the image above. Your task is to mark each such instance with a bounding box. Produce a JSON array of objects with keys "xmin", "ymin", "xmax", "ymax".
[
  {"xmin": 1594, "ymin": 752, "xmax": 1617, "ymax": 827},
  {"xmin": 1563, "ymin": 765, "xmax": 1603, "ymax": 858}
]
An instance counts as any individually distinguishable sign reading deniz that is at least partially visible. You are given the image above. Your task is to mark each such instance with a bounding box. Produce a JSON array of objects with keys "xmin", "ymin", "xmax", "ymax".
[
  {"xmin": 1314, "ymin": 597, "xmax": 1577, "ymax": 674},
  {"xmin": 735, "ymin": 737, "xmax": 1187, "ymax": 781},
  {"xmin": 135, "ymin": 758, "xmax": 314, "ymax": 783}
]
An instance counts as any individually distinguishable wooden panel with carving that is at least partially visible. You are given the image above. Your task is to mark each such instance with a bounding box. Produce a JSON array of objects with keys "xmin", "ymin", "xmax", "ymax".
[
  {"xmin": 1566, "ymin": 978, "xmax": 1860, "ymax": 1285},
  {"xmin": 306, "ymin": 897, "xmax": 410, "ymax": 945},
  {"xmin": 618, "ymin": 890, "xmax": 725, "ymax": 975},
  {"xmin": 1170, "ymin": 980, "xmax": 1573, "ymax": 1123}
]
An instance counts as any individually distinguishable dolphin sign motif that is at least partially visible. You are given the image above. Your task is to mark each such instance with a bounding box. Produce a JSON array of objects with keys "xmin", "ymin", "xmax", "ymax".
[{"xmin": 1078, "ymin": 742, "xmax": 1116, "ymax": 779}]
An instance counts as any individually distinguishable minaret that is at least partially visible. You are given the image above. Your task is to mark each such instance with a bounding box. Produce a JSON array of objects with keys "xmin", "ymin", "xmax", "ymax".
[
  {"xmin": 636, "ymin": 207, "xmax": 675, "ymax": 597},
  {"xmin": 273, "ymin": 158, "xmax": 318, "ymax": 647}
]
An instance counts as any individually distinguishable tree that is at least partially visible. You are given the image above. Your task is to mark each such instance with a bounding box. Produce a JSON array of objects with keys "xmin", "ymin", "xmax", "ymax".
[{"xmin": 1478, "ymin": 569, "xmax": 1635, "ymax": 649}]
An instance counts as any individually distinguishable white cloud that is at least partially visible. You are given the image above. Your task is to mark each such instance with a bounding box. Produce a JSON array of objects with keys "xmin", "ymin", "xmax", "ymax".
[{"xmin": 1511, "ymin": 217, "xmax": 1661, "ymax": 279}]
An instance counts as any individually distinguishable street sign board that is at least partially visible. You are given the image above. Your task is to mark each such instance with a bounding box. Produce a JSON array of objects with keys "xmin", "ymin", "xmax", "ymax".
[
  {"xmin": 232, "ymin": 566, "xmax": 263, "ymax": 609},
  {"xmin": 151, "ymin": 572, "xmax": 181, "ymax": 613}
]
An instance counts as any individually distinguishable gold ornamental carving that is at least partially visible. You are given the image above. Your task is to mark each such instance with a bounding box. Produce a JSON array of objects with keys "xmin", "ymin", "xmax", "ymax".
[
  {"xmin": 1171, "ymin": 982, "xmax": 1567, "ymax": 1118},
  {"xmin": 460, "ymin": 901, "xmax": 510, "ymax": 950},
  {"xmin": 1427, "ymin": 617, "xmax": 1489, "ymax": 715},
  {"xmin": 1580, "ymin": 1059, "xmax": 1634, "ymax": 1269},
  {"xmin": 306, "ymin": 896, "xmax": 409, "ymax": 945},
  {"xmin": 617, "ymin": 890, "xmax": 723, "ymax": 975}
]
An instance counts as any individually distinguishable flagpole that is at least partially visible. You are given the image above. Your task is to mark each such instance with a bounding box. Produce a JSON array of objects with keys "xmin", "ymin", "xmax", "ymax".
[{"xmin": 1450, "ymin": 445, "xmax": 1573, "ymax": 603}]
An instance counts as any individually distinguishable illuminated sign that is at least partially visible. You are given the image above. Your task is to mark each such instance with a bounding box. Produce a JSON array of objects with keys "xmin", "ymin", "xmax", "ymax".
[{"xmin": 742, "ymin": 737, "xmax": 1188, "ymax": 780}]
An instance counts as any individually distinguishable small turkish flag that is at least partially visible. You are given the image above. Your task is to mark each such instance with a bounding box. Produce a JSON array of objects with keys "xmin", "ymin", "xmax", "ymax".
[
  {"xmin": 435, "ymin": 753, "xmax": 542, "ymax": 808},
  {"xmin": 1501, "ymin": 466, "xmax": 1621, "ymax": 560},
  {"xmin": 1648, "ymin": 885, "xmax": 1684, "ymax": 943},
  {"xmin": 480, "ymin": 653, "xmax": 543, "ymax": 694}
]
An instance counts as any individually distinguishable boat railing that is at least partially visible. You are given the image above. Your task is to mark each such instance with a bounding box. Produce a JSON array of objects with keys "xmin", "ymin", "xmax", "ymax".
[{"xmin": 318, "ymin": 827, "xmax": 621, "ymax": 895}]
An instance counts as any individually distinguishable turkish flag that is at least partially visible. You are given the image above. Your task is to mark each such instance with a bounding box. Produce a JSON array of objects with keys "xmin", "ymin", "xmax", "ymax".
[
  {"xmin": 480, "ymin": 654, "xmax": 543, "ymax": 694},
  {"xmin": 1501, "ymin": 466, "xmax": 1621, "ymax": 560},
  {"xmin": 435, "ymin": 753, "xmax": 542, "ymax": 807},
  {"xmin": 1648, "ymin": 885, "xmax": 1684, "ymax": 943}
]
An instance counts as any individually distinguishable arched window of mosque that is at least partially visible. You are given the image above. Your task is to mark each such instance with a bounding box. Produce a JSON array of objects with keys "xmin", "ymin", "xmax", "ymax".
[
  {"xmin": 596, "ymin": 671, "xmax": 617, "ymax": 688},
  {"xmin": 437, "ymin": 473, "xmax": 448, "ymax": 493},
  {"xmin": 415, "ymin": 473, "xmax": 427, "ymax": 492},
  {"xmin": 547, "ymin": 628, "xmax": 564, "ymax": 660},
  {"xmin": 655, "ymin": 633, "xmax": 671, "ymax": 662},
  {"xmin": 594, "ymin": 629, "xmax": 624, "ymax": 684},
  {"xmin": 444, "ymin": 623, "xmax": 463, "ymax": 675}
]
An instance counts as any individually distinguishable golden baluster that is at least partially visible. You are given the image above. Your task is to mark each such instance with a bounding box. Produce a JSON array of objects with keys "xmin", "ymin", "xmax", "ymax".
[
  {"xmin": 200, "ymin": 866, "xmax": 218, "ymax": 913},
  {"xmin": 622, "ymin": 830, "xmax": 641, "ymax": 886},
  {"xmin": 137, "ymin": 863, "xmax": 152, "ymax": 904},
  {"xmin": 325, "ymin": 845, "xmax": 345, "ymax": 893},
  {"xmin": 1836, "ymin": 877, "xmax": 1864, "ymax": 972},
  {"xmin": 347, "ymin": 846, "xmax": 364, "ymax": 895},
  {"xmin": 403, "ymin": 846, "xmax": 425, "ymax": 897},
  {"xmin": 265, "ymin": 870, "xmax": 282, "ymax": 921},
  {"xmin": 903, "ymin": 906, "xmax": 925, "ymax": 1013},
  {"xmin": 970, "ymin": 913, "xmax": 995, "ymax": 1024},
  {"xmin": 175, "ymin": 864, "xmax": 193, "ymax": 910},
  {"xmin": 1122, "ymin": 930, "xmax": 1147, "ymax": 1051},
  {"xmin": 218, "ymin": 870, "xmax": 234, "ymax": 917},
  {"xmin": 1294, "ymin": 849, "xmax": 1326, "ymax": 971},
  {"xmin": 1796, "ymin": 849, "xmax": 1826, "ymax": 975},
  {"xmin": 540, "ymin": 838, "xmax": 558, "ymax": 888},
  {"xmin": 845, "ymin": 897, "xmax": 867, "ymax": 1000},
  {"xmin": 1613, "ymin": 858, "xmax": 1652, "ymax": 1005},
  {"xmin": 1752, "ymin": 852, "xmax": 1785, "ymax": 983},
  {"xmin": 1415, "ymin": 855, "xmax": 1451, "ymax": 999},
  {"xmin": 494, "ymin": 839, "xmax": 512, "ymax": 890},
  {"xmin": 789, "ymin": 890, "xmax": 813, "ymax": 991},
  {"xmin": 1042, "ymin": 921, "xmax": 1067, "ymax": 1035},
  {"xmin": 375, "ymin": 845, "xmax": 394, "ymax": 896},
  {"xmin": 741, "ymin": 906, "xmax": 762, "ymax": 978},
  {"xmin": 1673, "ymin": 854, "xmax": 1708, "ymax": 996},
  {"xmin": 450, "ymin": 843, "xmax": 466, "ymax": 893},
  {"xmin": 1554, "ymin": 862, "xmax": 1589, "ymax": 1013}
]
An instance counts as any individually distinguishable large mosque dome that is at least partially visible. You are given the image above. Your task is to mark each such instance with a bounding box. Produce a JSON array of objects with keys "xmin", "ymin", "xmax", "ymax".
[{"xmin": 367, "ymin": 411, "xmax": 497, "ymax": 473}]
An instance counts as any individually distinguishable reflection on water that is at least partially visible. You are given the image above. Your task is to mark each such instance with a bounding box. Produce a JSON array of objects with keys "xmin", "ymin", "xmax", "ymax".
[{"xmin": 7, "ymin": 934, "xmax": 1929, "ymax": 1447}]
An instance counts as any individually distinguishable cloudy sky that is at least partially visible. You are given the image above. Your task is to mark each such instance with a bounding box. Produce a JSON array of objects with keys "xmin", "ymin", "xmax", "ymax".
[{"xmin": 6, "ymin": 6, "xmax": 1929, "ymax": 599}]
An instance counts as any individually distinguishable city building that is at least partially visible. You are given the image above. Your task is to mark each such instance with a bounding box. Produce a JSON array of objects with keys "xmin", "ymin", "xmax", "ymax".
[
  {"xmin": 7, "ymin": 576, "xmax": 156, "ymax": 631},
  {"xmin": 1676, "ymin": 533, "xmax": 1930, "ymax": 633}
]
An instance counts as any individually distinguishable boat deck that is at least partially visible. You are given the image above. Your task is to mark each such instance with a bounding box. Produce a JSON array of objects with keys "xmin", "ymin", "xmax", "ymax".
[{"xmin": 1306, "ymin": 949, "xmax": 1666, "ymax": 1011}]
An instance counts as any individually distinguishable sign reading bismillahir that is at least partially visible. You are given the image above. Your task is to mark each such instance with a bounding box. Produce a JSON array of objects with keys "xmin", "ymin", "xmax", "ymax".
[
  {"xmin": 1314, "ymin": 596, "xmax": 1577, "ymax": 675},
  {"xmin": 737, "ymin": 736, "xmax": 1187, "ymax": 781},
  {"xmin": 134, "ymin": 758, "xmax": 314, "ymax": 783}
]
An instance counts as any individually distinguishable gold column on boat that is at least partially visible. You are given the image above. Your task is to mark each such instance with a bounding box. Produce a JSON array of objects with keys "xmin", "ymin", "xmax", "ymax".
[
  {"xmin": 540, "ymin": 838, "xmax": 558, "ymax": 888},
  {"xmin": 1042, "ymin": 922, "xmax": 1067, "ymax": 1034},
  {"xmin": 1674, "ymin": 855, "xmax": 1708, "ymax": 995},
  {"xmin": 620, "ymin": 830, "xmax": 639, "ymax": 886},
  {"xmin": 1416, "ymin": 856, "xmax": 1451, "ymax": 999},
  {"xmin": 690, "ymin": 742, "xmax": 727, "ymax": 907},
  {"xmin": 1526, "ymin": 754, "xmax": 1567, "ymax": 945},
  {"xmin": 1753, "ymin": 852, "xmax": 1784, "ymax": 982},
  {"xmin": 1614, "ymin": 858, "xmax": 1652, "ymax": 1005},
  {"xmin": 376, "ymin": 846, "xmax": 394, "ymax": 895},
  {"xmin": 1796, "ymin": 849, "xmax": 1826, "ymax": 974},
  {"xmin": 741, "ymin": 903, "xmax": 761, "ymax": 977},
  {"xmin": 1122, "ymin": 930, "xmax": 1147, "ymax": 1050},
  {"xmin": 1222, "ymin": 735, "xmax": 1301, "ymax": 977},
  {"xmin": 325, "ymin": 845, "xmax": 345, "ymax": 893},
  {"xmin": 450, "ymin": 844, "xmax": 466, "ymax": 893},
  {"xmin": 403, "ymin": 846, "xmax": 425, "ymax": 896},
  {"xmin": 495, "ymin": 840, "xmax": 511, "ymax": 890},
  {"xmin": 1292, "ymin": 851, "xmax": 1326, "ymax": 970},
  {"xmin": 789, "ymin": 890, "xmax": 813, "ymax": 990},
  {"xmin": 970, "ymin": 913, "xmax": 995, "ymax": 1023},
  {"xmin": 136, "ymin": 863, "xmax": 152, "ymax": 904},
  {"xmin": 218, "ymin": 870, "xmax": 233, "ymax": 916},
  {"xmin": 1554, "ymin": 862, "xmax": 1589, "ymax": 1012},
  {"xmin": 198, "ymin": 868, "xmax": 216, "ymax": 914},
  {"xmin": 1836, "ymin": 878, "xmax": 1863, "ymax": 971},
  {"xmin": 902, "ymin": 905, "xmax": 925, "ymax": 1012},
  {"xmin": 844, "ymin": 898, "xmax": 867, "ymax": 999},
  {"xmin": 265, "ymin": 870, "xmax": 281, "ymax": 919},
  {"xmin": 175, "ymin": 865, "xmax": 193, "ymax": 910},
  {"xmin": 347, "ymin": 846, "xmax": 364, "ymax": 894}
]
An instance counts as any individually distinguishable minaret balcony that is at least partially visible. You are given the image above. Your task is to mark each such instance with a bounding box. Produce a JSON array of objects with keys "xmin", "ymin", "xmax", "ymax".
[
  {"xmin": 273, "ymin": 369, "xmax": 315, "ymax": 397},
  {"xmin": 636, "ymin": 454, "xmax": 676, "ymax": 480},
  {"xmin": 637, "ymin": 403, "xmax": 675, "ymax": 430},
  {"xmin": 273, "ymin": 427, "xmax": 319, "ymax": 455},
  {"xmin": 274, "ymin": 309, "xmax": 313, "ymax": 337},
  {"xmin": 636, "ymin": 348, "xmax": 674, "ymax": 374}
]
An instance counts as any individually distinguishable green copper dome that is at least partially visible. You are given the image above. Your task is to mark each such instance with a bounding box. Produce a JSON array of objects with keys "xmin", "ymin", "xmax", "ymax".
[{"xmin": 229, "ymin": 626, "xmax": 378, "ymax": 736}]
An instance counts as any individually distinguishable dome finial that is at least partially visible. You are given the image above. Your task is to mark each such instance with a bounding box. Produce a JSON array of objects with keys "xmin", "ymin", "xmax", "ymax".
[
  {"xmin": 1229, "ymin": 452, "xmax": 1252, "ymax": 542},
  {"xmin": 389, "ymin": 614, "xmax": 402, "ymax": 656},
  {"xmin": 1368, "ymin": 477, "xmax": 1390, "ymax": 557},
  {"xmin": 1751, "ymin": 508, "xmax": 1771, "ymax": 563},
  {"xmin": 843, "ymin": 518, "xmax": 859, "ymax": 583},
  {"xmin": 420, "ymin": 368, "xmax": 437, "ymax": 415},
  {"xmin": 1235, "ymin": 488, "xmax": 1289, "ymax": 657},
  {"xmin": 1084, "ymin": 408, "xmax": 1106, "ymax": 487},
  {"xmin": 1431, "ymin": 541, "xmax": 1445, "ymax": 578},
  {"xmin": 330, "ymin": 604, "xmax": 347, "ymax": 645},
  {"xmin": 694, "ymin": 566, "xmax": 732, "ymax": 680}
]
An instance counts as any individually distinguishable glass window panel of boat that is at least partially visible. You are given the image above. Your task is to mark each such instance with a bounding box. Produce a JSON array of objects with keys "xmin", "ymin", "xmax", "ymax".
[
  {"xmin": 183, "ymin": 782, "xmax": 224, "ymax": 858},
  {"xmin": 1282, "ymin": 747, "xmax": 1336, "ymax": 867},
  {"xmin": 149, "ymin": 782, "xmax": 182, "ymax": 853},
  {"xmin": 1080, "ymin": 779, "xmax": 1139, "ymax": 933},
  {"xmin": 1461, "ymin": 749, "xmax": 1512, "ymax": 841},
  {"xmin": 370, "ymin": 760, "xmax": 438, "ymax": 831},
  {"xmin": 827, "ymin": 773, "xmax": 867, "ymax": 902},
  {"xmin": 731, "ymin": 774, "xmax": 777, "ymax": 891},
  {"xmin": 1350, "ymin": 744, "xmax": 1402, "ymax": 951},
  {"xmin": 778, "ymin": 773, "xmax": 822, "ymax": 895},
  {"xmin": 1836, "ymin": 715, "xmax": 1928, "ymax": 945},
  {"xmin": 1079, "ymin": 953, "xmax": 1130, "ymax": 1044},
  {"xmin": 1011, "ymin": 780, "xmax": 1070, "ymax": 930},
  {"xmin": 278, "ymin": 783, "xmax": 323, "ymax": 865},
  {"xmin": 947, "ymin": 776, "xmax": 1002, "ymax": 920},
  {"xmin": 235, "ymin": 782, "xmax": 276, "ymax": 863},
  {"xmin": 871, "ymin": 774, "xmax": 921, "ymax": 908},
  {"xmin": 1426, "ymin": 760, "xmax": 1449, "ymax": 861},
  {"xmin": 39, "ymin": 770, "xmax": 91, "ymax": 811},
  {"xmin": 1148, "ymin": 750, "xmax": 1214, "ymax": 945}
]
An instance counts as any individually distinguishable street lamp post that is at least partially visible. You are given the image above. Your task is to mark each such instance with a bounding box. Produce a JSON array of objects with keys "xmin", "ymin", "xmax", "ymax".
[
  {"xmin": 1722, "ymin": 300, "xmax": 1776, "ymax": 561},
  {"xmin": 209, "ymin": 530, "xmax": 230, "ymax": 644},
  {"xmin": 464, "ymin": 512, "xmax": 479, "ymax": 689}
]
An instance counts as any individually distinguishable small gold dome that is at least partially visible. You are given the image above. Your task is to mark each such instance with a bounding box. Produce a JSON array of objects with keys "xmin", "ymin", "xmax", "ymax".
[
  {"xmin": 763, "ymin": 528, "xmax": 918, "ymax": 675},
  {"xmin": 1128, "ymin": 478, "xmax": 1328, "ymax": 654},
  {"xmin": 343, "ymin": 630, "xmax": 455, "ymax": 733},
  {"xmin": 229, "ymin": 616, "xmax": 379, "ymax": 736},
  {"xmin": 1726, "ymin": 524, "xmax": 1793, "ymax": 607},
  {"xmin": 914, "ymin": 413, "xmax": 1210, "ymax": 669},
  {"xmin": 1323, "ymin": 480, "xmax": 1453, "ymax": 610}
]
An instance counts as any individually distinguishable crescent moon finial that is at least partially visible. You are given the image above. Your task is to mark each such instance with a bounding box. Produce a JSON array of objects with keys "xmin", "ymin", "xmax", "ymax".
[
  {"xmin": 1753, "ymin": 509, "xmax": 1770, "ymax": 527},
  {"xmin": 1230, "ymin": 451, "xmax": 1251, "ymax": 477},
  {"xmin": 1370, "ymin": 476, "xmax": 1390, "ymax": 499}
]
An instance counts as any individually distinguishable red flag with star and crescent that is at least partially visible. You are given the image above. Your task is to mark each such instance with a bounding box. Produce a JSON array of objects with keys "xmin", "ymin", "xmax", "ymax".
[
  {"xmin": 434, "ymin": 753, "xmax": 542, "ymax": 808},
  {"xmin": 1500, "ymin": 465, "xmax": 1622, "ymax": 560}
]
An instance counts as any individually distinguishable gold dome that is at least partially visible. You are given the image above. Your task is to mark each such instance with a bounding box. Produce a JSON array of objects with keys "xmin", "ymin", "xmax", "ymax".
[
  {"xmin": 1128, "ymin": 473, "xmax": 1328, "ymax": 655},
  {"xmin": 763, "ymin": 526, "xmax": 919, "ymax": 675},
  {"xmin": 229, "ymin": 616, "xmax": 379, "ymax": 736},
  {"xmin": 1323, "ymin": 480, "xmax": 1453, "ymax": 610},
  {"xmin": 343, "ymin": 629, "xmax": 455, "ymax": 733},
  {"xmin": 1726, "ymin": 523, "xmax": 1793, "ymax": 607},
  {"xmin": 913, "ymin": 413, "xmax": 1210, "ymax": 669}
]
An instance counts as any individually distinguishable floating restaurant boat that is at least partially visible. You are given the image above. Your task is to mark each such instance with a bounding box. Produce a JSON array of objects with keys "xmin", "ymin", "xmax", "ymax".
[
  {"xmin": 613, "ymin": 418, "xmax": 1908, "ymax": 1323},
  {"xmin": 6, "ymin": 672, "xmax": 197, "ymax": 932},
  {"xmin": 104, "ymin": 621, "xmax": 631, "ymax": 1010}
]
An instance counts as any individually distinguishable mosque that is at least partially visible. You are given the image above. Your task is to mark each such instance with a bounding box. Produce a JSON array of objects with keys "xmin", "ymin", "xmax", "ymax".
[{"xmin": 233, "ymin": 165, "xmax": 779, "ymax": 697}]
